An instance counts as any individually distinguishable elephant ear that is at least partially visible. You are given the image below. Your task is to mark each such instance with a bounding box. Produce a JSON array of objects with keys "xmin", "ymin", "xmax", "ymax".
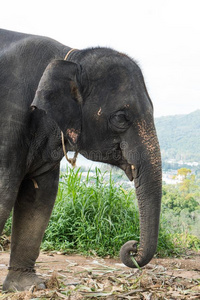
[{"xmin": 31, "ymin": 60, "xmax": 82, "ymax": 145}]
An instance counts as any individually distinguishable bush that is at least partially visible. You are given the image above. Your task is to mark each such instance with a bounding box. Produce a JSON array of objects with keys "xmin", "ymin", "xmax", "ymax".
[
  {"xmin": 42, "ymin": 168, "xmax": 140, "ymax": 256},
  {"xmin": 42, "ymin": 168, "xmax": 193, "ymax": 257},
  {"xmin": 3, "ymin": 168, "xmax": 199, "ymax": 257},
  {"xmin": 173, "ymin": 233, "xmax": 200, "ymax": 250}
]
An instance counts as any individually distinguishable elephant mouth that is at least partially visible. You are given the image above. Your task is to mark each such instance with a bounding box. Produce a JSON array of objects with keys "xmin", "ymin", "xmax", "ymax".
[{"xmin": 120, "ymin": 163, "xmax": 135, "ymax": 181}]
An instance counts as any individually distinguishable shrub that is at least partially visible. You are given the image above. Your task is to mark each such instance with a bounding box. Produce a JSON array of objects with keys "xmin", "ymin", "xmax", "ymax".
[
  {"xmin": 2, "ymin": 168, "xmax": 199, "ymax": 257},
  {"xmin": 42, "ymin": 168, "xmax": 140, "ymax": 256}
]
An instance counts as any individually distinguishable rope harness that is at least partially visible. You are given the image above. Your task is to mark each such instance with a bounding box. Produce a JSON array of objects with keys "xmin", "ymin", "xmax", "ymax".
[
  {"xmin": 31, "ymin": 49, "xmax": 79, "ymax": 189},
  {"xmin": 64, "ymin": 48, "xmax": 77, "ymax": 60},
  {"xmin": 61, "ymin": 48, "xmax": 79, "ymax": 167},
  {"xmin": 61, "ymin": 131, "xmax": 78, "ymax": 167}
]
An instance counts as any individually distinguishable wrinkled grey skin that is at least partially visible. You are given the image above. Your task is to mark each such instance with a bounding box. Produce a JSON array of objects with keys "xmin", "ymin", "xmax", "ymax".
[{"xmin": 0, "ymin": 29, "xmax": 162, "ymax": 291}]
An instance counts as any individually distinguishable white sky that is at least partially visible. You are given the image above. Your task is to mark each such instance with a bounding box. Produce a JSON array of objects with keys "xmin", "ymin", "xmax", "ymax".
[{"xmin": 1, "ymin": 0, "xmax": 200, "ymax": 117}]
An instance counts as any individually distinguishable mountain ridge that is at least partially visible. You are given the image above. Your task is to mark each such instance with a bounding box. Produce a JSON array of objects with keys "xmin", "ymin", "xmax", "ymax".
[{"xmin": 155, "ymin": 110, "xmax": 200, "ymax": 162}]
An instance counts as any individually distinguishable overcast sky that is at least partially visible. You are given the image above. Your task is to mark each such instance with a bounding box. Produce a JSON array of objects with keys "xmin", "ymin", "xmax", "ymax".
[{"xmin": 1, "ymin": 0, "xmax": 200, "ymax": 117}]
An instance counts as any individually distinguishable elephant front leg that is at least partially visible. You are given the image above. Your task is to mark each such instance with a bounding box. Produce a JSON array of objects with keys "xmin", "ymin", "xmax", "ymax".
[
  {"xmin": 0, "ymin": 177, "xmax": 21, "ymax": 235},
  {"xmin": 3, "ymin": 168, "xmax": 59, "ymax": 292}
]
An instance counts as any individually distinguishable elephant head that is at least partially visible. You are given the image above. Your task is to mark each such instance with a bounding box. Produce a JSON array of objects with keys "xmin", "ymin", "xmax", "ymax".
[{"xmin": 31, "ymin": 48, "xmax": 162, "ymax": 268}]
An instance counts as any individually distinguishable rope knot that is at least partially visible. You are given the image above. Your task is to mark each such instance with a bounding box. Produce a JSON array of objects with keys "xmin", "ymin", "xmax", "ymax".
[{"xmin": 61, "ymin": 131, "xmax": 78, "ymax": 167}]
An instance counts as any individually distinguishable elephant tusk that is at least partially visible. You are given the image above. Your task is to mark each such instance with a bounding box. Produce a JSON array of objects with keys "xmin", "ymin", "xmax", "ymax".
[
  {"xmin": 31, "ymin": 178, "xmax": 39, "ymax": 189},
  {"xmin": 131, "ymin": 165, "xmax": 136, "ymax": 178}
]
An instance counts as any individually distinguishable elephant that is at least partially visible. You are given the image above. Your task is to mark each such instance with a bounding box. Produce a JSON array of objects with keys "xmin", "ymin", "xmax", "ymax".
[{"xmin": 0, "ymin": 28, "xmax": 162, "ymax": 291}]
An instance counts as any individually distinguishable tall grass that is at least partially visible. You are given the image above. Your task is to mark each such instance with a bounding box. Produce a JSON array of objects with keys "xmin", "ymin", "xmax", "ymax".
[
  {"xmin": 42, "ymin": 167, "xmax": 187, "ymax": 257},
  {"xmin": 3, "ymin": 167, "xmax": 199, "ymax": 257},
  {"xmin": 42, "ymin": 168, "xmax": 140, "ymax": 256}
]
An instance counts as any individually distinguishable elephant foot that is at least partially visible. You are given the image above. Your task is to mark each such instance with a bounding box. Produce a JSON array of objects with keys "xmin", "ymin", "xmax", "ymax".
[{"xmin": 3, "ymin": 268, "xmax": 46, "ymax": 292}]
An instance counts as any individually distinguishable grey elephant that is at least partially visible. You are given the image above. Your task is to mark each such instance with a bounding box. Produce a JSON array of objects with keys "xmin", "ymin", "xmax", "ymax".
[{"xmin": 0, "ymin": 28, "xmax": 162, "ymax": 291}]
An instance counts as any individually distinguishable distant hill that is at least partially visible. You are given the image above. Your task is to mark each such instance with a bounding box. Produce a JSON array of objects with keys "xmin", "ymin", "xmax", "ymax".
[{"xmin": 155, "ymin": 110, "xmax": 200, "ymax": 162}]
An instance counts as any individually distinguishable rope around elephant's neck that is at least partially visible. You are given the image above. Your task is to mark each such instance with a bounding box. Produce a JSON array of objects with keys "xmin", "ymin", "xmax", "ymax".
[
  {"xmin": 61, "ymin": 48, "xmax": 79, "ymax": 167},
  {"xmin": 64, "ymin": 48, "xmax": 77, "ymax": 61}
]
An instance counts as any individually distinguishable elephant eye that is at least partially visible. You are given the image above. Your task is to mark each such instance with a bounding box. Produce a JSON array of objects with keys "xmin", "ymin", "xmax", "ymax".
[{"xmin": 110, "ymin": 111, "xmax": 131, "ymax": 131}]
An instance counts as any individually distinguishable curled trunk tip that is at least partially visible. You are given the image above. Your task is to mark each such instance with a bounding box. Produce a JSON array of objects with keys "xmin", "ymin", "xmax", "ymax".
[
  {"xmin": 120, "ymin": 240, "xmax": 138, "ymax": 268},
  {"xmin": 120, "ymin": 239, "xmax": 157, "ymax": 268}
]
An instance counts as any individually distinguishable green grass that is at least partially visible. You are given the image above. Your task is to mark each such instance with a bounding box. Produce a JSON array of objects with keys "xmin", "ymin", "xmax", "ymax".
[
  {"xmin": 42, "ymin": 168, "xmax": 140, "ymax": 256},
  {"xmin": 3, "ymin": 167, "xmax": 200, "ymax": 257},
  {"xmin": 41, "ymin": 167, "xmax": 200, "ymax": 257}
]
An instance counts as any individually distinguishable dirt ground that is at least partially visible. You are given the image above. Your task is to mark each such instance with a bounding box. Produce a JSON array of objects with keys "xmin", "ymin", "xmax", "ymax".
[{"xmin": 0, "ymin": 250, "xmax": 199, "ymax": 299}]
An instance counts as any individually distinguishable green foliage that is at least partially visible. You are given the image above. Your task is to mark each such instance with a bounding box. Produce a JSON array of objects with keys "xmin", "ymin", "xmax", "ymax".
[
  {"xmin": 3, "ymin": 168, "xmax": 200, "ymax": 257},
  {"xmin": 155, "ymin": 109, "xmax": 200, "ymax": 162},
  {"xmin": 42, "ymin": 168, "xmax": 199, "ymax": 257},
  {"xmin": 42, "ymin": 168, "xmax": 140, "ymax": 256},
  {"xmin": 177, "ymin": 168, "xmax": 191, "ymax": 178},
  {"xmin": 162, "ymin": 171, "xmax": 200, "ymax": 244},
  {"xmin": 162, "ymin": 185, "xmax": 199, "ymax": 214},
  {"xmin": 162, "ymin": 170, "xmax": 200, "ymax": 217},
  {"xmin": 172, "ymin": 233, "xmax": 200, "ymax": 250}
]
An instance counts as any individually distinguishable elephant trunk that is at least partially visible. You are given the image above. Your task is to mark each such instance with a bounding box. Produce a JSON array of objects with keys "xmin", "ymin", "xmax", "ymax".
[{"xmin": 120, "ymin": 121, "xmax": 162, "ymax": 268}]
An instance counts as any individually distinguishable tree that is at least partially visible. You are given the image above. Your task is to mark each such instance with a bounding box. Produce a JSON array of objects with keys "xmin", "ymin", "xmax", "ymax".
[{"xmin": 177, "ymin": 168, "xmax": 191, "ymax": 179}]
